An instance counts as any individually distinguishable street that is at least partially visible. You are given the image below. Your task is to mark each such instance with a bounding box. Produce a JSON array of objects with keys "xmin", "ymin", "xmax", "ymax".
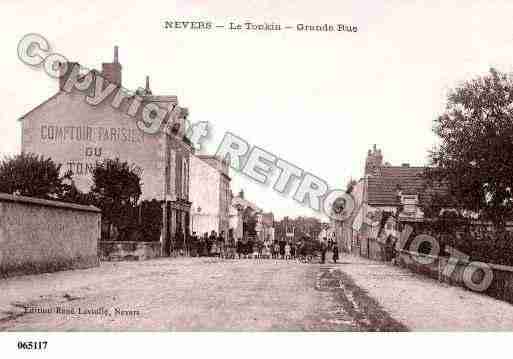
[{"xmin": 1, "ymin": 255, "xmax": 513, "ymax": 331}]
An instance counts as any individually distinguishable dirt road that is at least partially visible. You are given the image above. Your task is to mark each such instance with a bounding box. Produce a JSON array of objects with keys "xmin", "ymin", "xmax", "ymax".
[{"xmin": 0, "ymin": 257, "xmax": 403, "ymax": 331}]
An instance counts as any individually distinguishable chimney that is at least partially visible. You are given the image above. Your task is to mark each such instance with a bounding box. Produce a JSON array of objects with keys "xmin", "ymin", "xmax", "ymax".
[
  {"xmin": 145, "ymin": 75, "xmax": 150, "ymax": 93},
  {"xmin": 101, "ymin": 46, "xmax": 122, "ymax": 85},
  {"xmin": 59, "ymin": 61, "xmax": 79, "ymax": 91},
  {"xmin": 376, "ymin": 149, "xmax": 383, "ymax": 167}
]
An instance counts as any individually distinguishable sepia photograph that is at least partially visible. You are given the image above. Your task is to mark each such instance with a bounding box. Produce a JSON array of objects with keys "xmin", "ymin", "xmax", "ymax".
[{"xmin": 1, "ymin": 0, "xmax": 513, "ymax": 357}]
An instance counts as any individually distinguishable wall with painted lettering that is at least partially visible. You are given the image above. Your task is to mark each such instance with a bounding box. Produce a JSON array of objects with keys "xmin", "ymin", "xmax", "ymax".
[
  {"xmin": 0, "ymin": 193, "xmax": 100, "ymax": 277},
  {"xmin": 21, "ymin": 91, "xmax": 166, "ymax": 200}
]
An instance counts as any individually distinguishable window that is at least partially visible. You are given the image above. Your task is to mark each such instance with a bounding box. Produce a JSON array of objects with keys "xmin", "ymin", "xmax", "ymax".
[
  {"xmin": 182, "ymin": 158, "xmax": 188, "ymax": 199},
  {"xmin": 400, "ymin": 195, "xmax": 419, "ymax": 216}
]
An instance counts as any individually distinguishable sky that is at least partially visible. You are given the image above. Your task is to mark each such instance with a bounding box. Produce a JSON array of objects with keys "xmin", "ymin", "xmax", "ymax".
[{"xmin": 1, "ymin": 0, "xmax": 513, "ymax": 219}]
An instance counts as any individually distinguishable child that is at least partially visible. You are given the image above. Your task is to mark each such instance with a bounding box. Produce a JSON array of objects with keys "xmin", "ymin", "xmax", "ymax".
[
  {"xmin": 252, "ymin": 243, "xmax": 259, "ymax": 259},
  {"xmin": 211, "ymin": 240, "xmax": 218, "ymax": 257},
  {"xmin": 236, "ymin": 239, "xmax": 243, "ymax": 259},
  {"xmin": 284, "ymin": 242, "xmax": 291, "ymax": 260},
  {"xmin": 273, "ymin": 242, "xmax": 280, "ymax": 259}
]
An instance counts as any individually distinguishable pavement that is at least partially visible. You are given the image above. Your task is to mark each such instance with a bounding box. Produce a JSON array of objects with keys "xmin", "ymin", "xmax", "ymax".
[
  {"xmin": 1, "ymin": 254, "xmax": 513, "ymax": 331},
  {"xmin": 337, "ymin": 254, "xmax": 513, "ymax": 331}
]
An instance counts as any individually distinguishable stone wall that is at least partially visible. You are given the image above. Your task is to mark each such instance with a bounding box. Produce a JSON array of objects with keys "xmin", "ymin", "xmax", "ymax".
[
  {"xmin": 0, "ymin": 193, "xmax": 100, "ymax": 277},
  {"xmin": 396, "ymin": 251, "xmax": 513, "ymax": 305},
  {"xmin": 98, "ymin": 241, "xmax": 161, "ymax": 261}
]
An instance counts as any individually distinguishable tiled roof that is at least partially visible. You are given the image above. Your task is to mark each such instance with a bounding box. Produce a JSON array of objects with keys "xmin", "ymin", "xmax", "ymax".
[{"xmin": 367, "ymin": 166, "xmax": 446, "ymax": 206}]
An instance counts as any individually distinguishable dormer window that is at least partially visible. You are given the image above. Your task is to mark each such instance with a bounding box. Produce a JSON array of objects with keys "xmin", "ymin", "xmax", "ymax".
[{"xmin": 400, "ymin": 194, "xmax": 419, "ymax": 215}]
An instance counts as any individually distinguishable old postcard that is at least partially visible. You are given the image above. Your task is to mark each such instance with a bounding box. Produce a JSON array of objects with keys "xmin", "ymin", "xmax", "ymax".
[{"xmin": 1, "ymin": 0, "xmax": 513, "ymax": 357}]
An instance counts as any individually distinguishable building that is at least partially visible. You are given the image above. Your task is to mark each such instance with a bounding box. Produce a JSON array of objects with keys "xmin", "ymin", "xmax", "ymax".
[
  {"xmin": 229, "ymin": 201, "xmax": 243, "ymax": 241},
  {"xmin": 337, "ymin": 144, "xmax": 446, "ymax": 256},
  {"xmin": 275, "ymin": 216, "xmax": 322, "ymax": 243},
  {"xmin": 230, "ymin": 190, "xmax": 261, "ymax": 241},
  {"xmin": 189, "ymin": 155, "xmax": 231, "ymax": 241},
  {"xmin": 18, "ymin": 47, "xmax": 193, "ymax": 256},
  {"xmin": 256, "ymin": 212, "xmax": 275, "ymax": 243}
]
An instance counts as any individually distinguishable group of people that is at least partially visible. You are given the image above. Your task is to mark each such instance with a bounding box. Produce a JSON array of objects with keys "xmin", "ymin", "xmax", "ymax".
[
  {"xmin": 188, "ymin": 230, "xmax": 235, "ymax": 258},
  {"xmin": 234, "ymin": 238, "xmax": 339, "ymax": 264},
  {"xmin": 186, "ymin": 231, "xmax": 340, "ymax": 264}
]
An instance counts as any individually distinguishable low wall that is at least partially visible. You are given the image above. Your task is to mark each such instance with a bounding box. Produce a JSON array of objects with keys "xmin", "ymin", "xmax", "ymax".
[
  {"xmin": 99, "ymin": 241, "xmax": 161, "ymax": 261},
  {"xmin": 396, "ymin": 251, "xmax": 513, "ymax": 305},
  {"xmin": 0, "ymin": 193, "xmax": 101, "ymax": 278}
]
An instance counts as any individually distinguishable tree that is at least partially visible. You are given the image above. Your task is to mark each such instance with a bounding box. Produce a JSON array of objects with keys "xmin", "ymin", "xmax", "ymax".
[
  {"xmin": 427, "ymin": 68, "xmax": 513, "ymax": 231},
  {"xmin": 0, "ymin": 152, "xmax": 70, "ymax": 199},
  {"xmin": 346, "ymin": 178, "xmax": 357, "ymax": 194},
  {"xmin": 91, "ymin": 158, "xmax": 142, "ymax": 240}
]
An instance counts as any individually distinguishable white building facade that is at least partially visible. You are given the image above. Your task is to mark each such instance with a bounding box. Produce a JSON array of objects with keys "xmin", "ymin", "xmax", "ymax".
[{"xmin": 189, "ymin": 155, "xmax": 231, "ymax": 240}]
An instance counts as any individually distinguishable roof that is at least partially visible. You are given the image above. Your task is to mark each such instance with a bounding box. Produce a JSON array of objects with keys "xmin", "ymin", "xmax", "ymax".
[
  {"xmin": 18, "ymin": 92, "xmax": 61, "ymax": 121},
  {"xmin": 197, "ymin": 155, "xmax": 230, "ymax": 179},
  {"xmin": 366, "ymin": 166, "xmax": 446, "ymax": 206},
  {"xmin": 18, "ymin": 67, "xmax": 179, "ymax": 122}
]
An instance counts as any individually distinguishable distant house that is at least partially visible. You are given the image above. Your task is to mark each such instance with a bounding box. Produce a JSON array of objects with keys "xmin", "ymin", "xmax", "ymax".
[
  {"xmin": 230, "ymin": 190, "xmax": 261, "ymax": 241},
  {"xmin": 257, "ymin": 212, "xmax": 275, "ymax": 243},
  {"xmin": 338, "ymin": 145, "xmax": 446, "ymax": 256}
]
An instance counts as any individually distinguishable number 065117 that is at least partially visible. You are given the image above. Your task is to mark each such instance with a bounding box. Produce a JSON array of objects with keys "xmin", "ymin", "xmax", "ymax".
[{"xmin": 17, "ymin": 341, "xmax": 48, "ymax": 350}]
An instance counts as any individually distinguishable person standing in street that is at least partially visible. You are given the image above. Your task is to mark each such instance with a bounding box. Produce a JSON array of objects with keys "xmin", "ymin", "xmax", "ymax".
[
  {"xmin": 236, "ymin": 238, "xmax": 243, "ymax": 259},
  {"xmin": 209, "ymin": 230, "xmax": 217, "ymax": 257},
  {"xmin": 320, "ymin": 240, "xmax": 327, "ymax": 264},
  {"xmin": 284, "ymin": 242, "xmax": 291, "ymax": 261},
  {"xmin": 191, "ymin": 232, "xmax": 198, "ymax": 257},
  {"xmin": 273, "ymin": 242, "xmax": 279, "ymax": 259},
  {"xmin": 218, "ymin": 231, "xmax": 225, "ymax": 259},
  {"xmin": 279, "ymin": 239, "xmax": 286, "ymax": 260},
  {"xmin": 332, "ymin": 243, "xmax": 339, "ymax": 264},
  {"xmin": 198, "ymin": 234, "xmax": 204, "ymax": 257},
  {"xmin": 204, "ymin": 232, "xmax": 211, "ymax": 257}
]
